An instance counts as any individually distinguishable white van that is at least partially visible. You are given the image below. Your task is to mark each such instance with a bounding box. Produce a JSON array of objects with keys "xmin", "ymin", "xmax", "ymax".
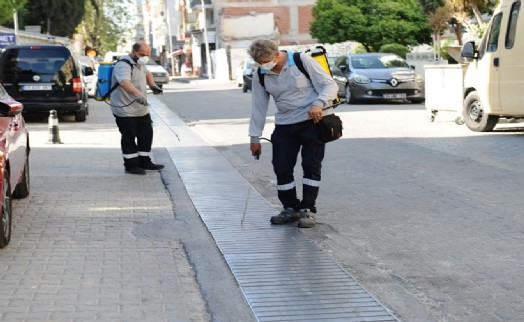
[{"xmin": 460, "ymin": 0, "xmax": 524, "ymax": 131}]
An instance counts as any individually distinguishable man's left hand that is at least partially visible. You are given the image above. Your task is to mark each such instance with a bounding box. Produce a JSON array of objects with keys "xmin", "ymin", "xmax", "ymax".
[
  {"xmin": 150, "ymin": 84, "xmax": 163, "ymax": 95},
  {"xmin": 308, "ymin": 105, "xmax": 323, "ymax": 123}
]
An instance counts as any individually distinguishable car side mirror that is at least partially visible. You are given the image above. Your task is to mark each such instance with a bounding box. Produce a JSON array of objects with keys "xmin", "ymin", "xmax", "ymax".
[
  {"xmin": 339, "ymin": 65, "xmax": 348, "ymax": 72},
  {"xmin": 83, "ymin": 66, "xmax": 94, "ymax": 76},
  {"xmin": 0, "ymin": 99, "xmax": 23, "ymax": 116},
  {"xmin": 461, "ymin": 41, "xmax": 477, "ymax": 62},
  {"xmin": 410, "ymin": 65, "xmax": 416, "ymax": 70}
]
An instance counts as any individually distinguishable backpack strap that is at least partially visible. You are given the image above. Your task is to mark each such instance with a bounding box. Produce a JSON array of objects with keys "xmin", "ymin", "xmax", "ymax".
[
  {"xmin": 103, "ymin": 59, "xmax": 134, "ymax": 100},
  {"xmin": 292, "ymin": 52, "xmax": 310, "ymax": 81},
  {"xmin": 258, "ymin": 52, "xmax": 310, "ymax": 91}
]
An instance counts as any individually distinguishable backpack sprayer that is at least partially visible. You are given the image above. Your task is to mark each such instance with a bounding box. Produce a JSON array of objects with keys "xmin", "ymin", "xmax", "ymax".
[{"xmin": 95, "ymin": 60, "xmax": 150, "ymax": 108}]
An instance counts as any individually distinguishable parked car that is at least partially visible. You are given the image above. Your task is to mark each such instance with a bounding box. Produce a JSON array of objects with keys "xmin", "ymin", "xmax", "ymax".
[
  {"xmin": 0, "ymin": 84, "xmax": 30, "ymax": 248},
  {"xmin": 79, "ymin": 55, "xmax": 99, "ymax": 98},
  {"xmin": 235, "ymin": 58, "xmax": 255, "ymax": 90},
  {"xmin": 327, "ymin": 56, "xmax": 336, "ymax": 71},
  {"xmin": 0, "ymin": 45, "xmax": 90, "ymax": 122},
  {"xmin": 145, "ymin": 59, "xmax": 169, "ymax": 88},
  {"xmin": 103, "ymin": 53, "xmax": 169, "ymax": 89},
  {"xmin": 332, "ymin": 53, "xmax": 425, "ymax": 104},
  {"xmin": 81, "ymin": 64, "xmax": 98, "ymax": 97}
]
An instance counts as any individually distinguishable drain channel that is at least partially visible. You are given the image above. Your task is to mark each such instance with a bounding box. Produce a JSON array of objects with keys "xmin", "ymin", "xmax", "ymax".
[{"xmin": 151, "ymin": 99, "xmax": 398, "ymax": 322}]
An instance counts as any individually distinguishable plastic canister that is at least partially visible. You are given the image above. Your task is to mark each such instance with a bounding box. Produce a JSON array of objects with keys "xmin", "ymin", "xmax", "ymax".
[{"xmin": 95, "ymin": 62, "xmax": 113, "ymax": 101}]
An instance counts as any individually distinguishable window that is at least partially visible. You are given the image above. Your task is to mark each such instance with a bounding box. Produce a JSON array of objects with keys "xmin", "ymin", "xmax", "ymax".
[
  {"xmin": 506, "ymin": 2, "xmax": 520, "ymax": 49},
  {"xmin": 487, "ymin": 13, "xmax": 503, "ymax": 52}
]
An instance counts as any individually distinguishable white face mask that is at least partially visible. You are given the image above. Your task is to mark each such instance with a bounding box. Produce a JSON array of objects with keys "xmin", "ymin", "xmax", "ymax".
[
  {"xmin": 260, "ymin": 59, "xmax": 277, "ymax": 71},
  {"xmin": 137, "ymin": 56, "xmax": 149, "ymax": 64}
]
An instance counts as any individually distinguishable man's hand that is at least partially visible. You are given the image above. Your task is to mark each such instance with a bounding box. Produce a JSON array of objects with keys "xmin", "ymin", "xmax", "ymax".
[
  {"xmin": 134, "ymin": 95, "xmax": 148, "ymax": 106},
  {"xmin": 250, "ymin": 143, "xmax": 262, "ymax": 157},
  {"xmin": 308, "ymin": 105, "xmax": 323, "ymax": 123},
  {"xmin": 150, "ymin": 84, "xmax": 163, "ymax": 95}
]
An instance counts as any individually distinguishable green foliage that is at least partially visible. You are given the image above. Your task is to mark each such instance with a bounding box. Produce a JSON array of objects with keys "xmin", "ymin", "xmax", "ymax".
[
  {"xmin": 353, "ymin": 43, "xmax": 367, "ymax": 53},
  {"xmin": 439, "ymin": 38, "xmax": 458, "ymax": 64},
  {"xmin": 22, "ymin": 0, "xmax": 85, "ymax": 37},
  {"xmin": 419, "ymin": 0, "xmax": 444, "ymax": 14},
  {"xmin": 0, "ymin": 0, "xmax": 27, "ymax": 25},
  {"xmin": 311, "ymin": 0, "xmax": 432, "ymax": 52},
  {"xmin": 379, "ymin": 43, "xmax": 410, "ymax": 59},
  {"xmin": 77, "ymin": 0, "xmax": 134, "ymax": 55}
]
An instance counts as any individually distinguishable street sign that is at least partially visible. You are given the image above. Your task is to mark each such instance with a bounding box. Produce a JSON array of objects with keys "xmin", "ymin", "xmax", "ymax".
[{"xmin": 0, "ymin": 33, "xmax": 16, "ymax": 48}]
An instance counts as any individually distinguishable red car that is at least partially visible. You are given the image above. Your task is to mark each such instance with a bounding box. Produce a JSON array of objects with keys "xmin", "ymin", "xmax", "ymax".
[{"xmin": 0, "ymin": 84, "xmax": 30, "ymax": 248}]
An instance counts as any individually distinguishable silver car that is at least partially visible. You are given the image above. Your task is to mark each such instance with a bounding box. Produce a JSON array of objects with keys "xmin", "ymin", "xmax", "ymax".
[{"xmin": 332, "ymin": 53, "xmax": 425, "ymax": 104}]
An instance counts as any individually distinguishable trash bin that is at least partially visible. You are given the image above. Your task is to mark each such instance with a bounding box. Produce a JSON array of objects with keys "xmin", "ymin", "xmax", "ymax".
[{"xmin": 424, "ymin": 64, "xmax": 466, "ymax": 124}]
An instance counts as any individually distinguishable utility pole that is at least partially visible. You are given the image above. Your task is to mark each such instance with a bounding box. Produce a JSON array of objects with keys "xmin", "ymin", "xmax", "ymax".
[
  {"xmin": 165, "ymin": 0, "xmax": 175, "ymax": 76},
  {"xmin": 201, "ymin": 0, "xmax": 213, "ymax": 79},
  {"xmin": 11, "ymin": 0, "xmax": 18, "ymax": 45}
]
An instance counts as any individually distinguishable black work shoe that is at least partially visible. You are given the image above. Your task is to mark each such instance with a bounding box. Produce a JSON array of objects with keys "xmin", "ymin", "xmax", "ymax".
[
  {"xmin": 298, "ymin": 210, "xmax": 316, "ymax": 228},
  {"xmin": 270, "ymin": 208, "xmax": 300, "ymax": 224},
  {"xmin": 140, "ymin": 162, "xmax": 165, "ymax": 171},
  {"xmin": 125, "ymin": 166, "xmax": 146, "ymax": 175}
]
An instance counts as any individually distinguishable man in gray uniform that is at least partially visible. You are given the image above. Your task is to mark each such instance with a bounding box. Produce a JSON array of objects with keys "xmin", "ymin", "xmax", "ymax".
[
  {"xmin": 110, "ymin": 42, "xmax": 164, "ymax": 175},
  {"xmin": 248, "ymin": 39, "xmax": 338, "ymax": 228}
]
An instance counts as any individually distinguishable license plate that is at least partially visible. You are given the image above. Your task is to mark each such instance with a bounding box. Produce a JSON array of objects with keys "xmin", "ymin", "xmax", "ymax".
[
  {"xmin": 383, "ymin": 93, "xmax": 406, "ymax": 99},
  {"xmin": 21, "ymin": 85, "xmax": 52, "ymax": 91}
]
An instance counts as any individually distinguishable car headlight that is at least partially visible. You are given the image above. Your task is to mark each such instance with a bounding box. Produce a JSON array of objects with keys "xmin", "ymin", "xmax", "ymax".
[
  {"xmin": 415, "ymin": 74, "xmax": 423, "ymax": 82},
  {"xmin": 353, "ymin": 74, "xmax": 371, "ymax": 84}
]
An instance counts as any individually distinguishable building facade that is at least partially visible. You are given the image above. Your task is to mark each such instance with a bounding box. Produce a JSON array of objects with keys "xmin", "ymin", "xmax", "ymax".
[{"xmin": 140, "ymin": 0, "xmax": 317, "ymax": 78}]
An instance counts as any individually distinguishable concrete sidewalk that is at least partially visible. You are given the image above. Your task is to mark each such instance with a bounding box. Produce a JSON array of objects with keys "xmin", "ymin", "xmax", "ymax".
[{"xmin": 0, "ymin": 103, "xmax": 208, "ymax": 321}]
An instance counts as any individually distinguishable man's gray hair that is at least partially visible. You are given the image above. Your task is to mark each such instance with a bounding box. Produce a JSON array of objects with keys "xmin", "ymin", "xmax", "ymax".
[{"xmin": 248, "ymin": 39, "xmax": 278, "ymax": 62}]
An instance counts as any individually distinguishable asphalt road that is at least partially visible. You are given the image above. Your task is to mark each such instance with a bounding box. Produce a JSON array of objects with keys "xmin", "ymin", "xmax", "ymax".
[{"xmin": 159, "ymin": 80, "xmax": 524, "ymax": 322}]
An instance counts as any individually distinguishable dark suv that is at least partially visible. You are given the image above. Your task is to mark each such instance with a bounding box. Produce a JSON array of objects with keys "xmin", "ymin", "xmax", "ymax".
[{"xmin": 0, "ymin": 45, "xmax": 90, "ymax": 122}]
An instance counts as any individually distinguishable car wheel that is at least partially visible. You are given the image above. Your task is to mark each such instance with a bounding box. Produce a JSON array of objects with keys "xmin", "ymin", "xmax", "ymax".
[
  {"xmin": 463, "ymin": 91, "xmax": 499, "ymax": 132},
  {"xmin": 0, "ymin": 169, "xmax": 12, "ymax": 248},
  {"xmin": 75, "ymin": 109, "xmax": 87, "ymax": 122},
  {"xmin": 13, "ymin": 152, "xmax": 30, "ymax": 199},
  {"xmin": 410, "ymin": 98, "xmax": 425, "ymax": 104},
  {"xmin": 344, "ymin": 84, "xmax": 355, "ymax": 104}
]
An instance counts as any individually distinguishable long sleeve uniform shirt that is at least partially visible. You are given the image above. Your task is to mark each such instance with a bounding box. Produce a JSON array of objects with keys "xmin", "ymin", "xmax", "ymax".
[{"xmin": 249, "ymin": 51, "xmax": 338, "ymax": 143}]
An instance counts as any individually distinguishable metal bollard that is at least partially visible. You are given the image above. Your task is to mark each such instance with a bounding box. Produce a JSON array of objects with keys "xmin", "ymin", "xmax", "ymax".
[{"xmin": 47, "ymin": 110, "xmax": 63, "ymax": 144}]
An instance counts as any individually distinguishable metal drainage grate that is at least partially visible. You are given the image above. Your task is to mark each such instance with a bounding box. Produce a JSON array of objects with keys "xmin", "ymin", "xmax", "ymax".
[{"xmin": 151, "ymin": 100, "xmax": 398, "ymax": 322}]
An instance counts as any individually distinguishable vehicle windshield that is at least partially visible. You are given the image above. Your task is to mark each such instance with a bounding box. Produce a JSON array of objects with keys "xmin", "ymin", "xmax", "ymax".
[
  {"xmin": 1, "ymin": 48, "xmax": 71, "ymax": 74},
  {"xmin": 351, "ymin": 55, "xmax": 409, "ymax": 69}
]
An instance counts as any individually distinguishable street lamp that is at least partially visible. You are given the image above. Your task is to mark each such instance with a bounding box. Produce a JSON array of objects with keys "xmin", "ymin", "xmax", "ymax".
[{"xmin": 201, "ymin": 0, "xmax": 213, "ymax": 79}]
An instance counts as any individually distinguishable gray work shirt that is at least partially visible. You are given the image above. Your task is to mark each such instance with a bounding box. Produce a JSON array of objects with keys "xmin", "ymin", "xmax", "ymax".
[
  {"xmin": 249, "ymin": 51, "xmax": 338, "ymax": 143},
  {"xmin": 109, "ymin": 54, "xmax": 149, "ymax": 117}
]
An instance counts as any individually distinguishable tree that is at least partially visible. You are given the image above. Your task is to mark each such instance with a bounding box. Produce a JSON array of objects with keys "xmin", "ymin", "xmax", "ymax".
[
  {"xmin": 445, "ymin": 0, "xmax": 497, "ymax": 44},
  {"xmin": 428, "ymin": 5, "xmax": 453, "ymax": 44},
  {"xmin": 22, "ymin": 0, "xmax": 85, "ymax": 37},
  {"xmin": 310, "ymin": 0, "xmax": 432, "ymax": 52},
  {"xmin": 0, "ymin": 0, "xmax": 27, "ymax": 25},
  {"xmin": 76, "ymin": 0, "xmax": 134, "ymax": 55},
  {"xmin": 419, "ymin": 0, "xmax": 445, "ymax": 14}
]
